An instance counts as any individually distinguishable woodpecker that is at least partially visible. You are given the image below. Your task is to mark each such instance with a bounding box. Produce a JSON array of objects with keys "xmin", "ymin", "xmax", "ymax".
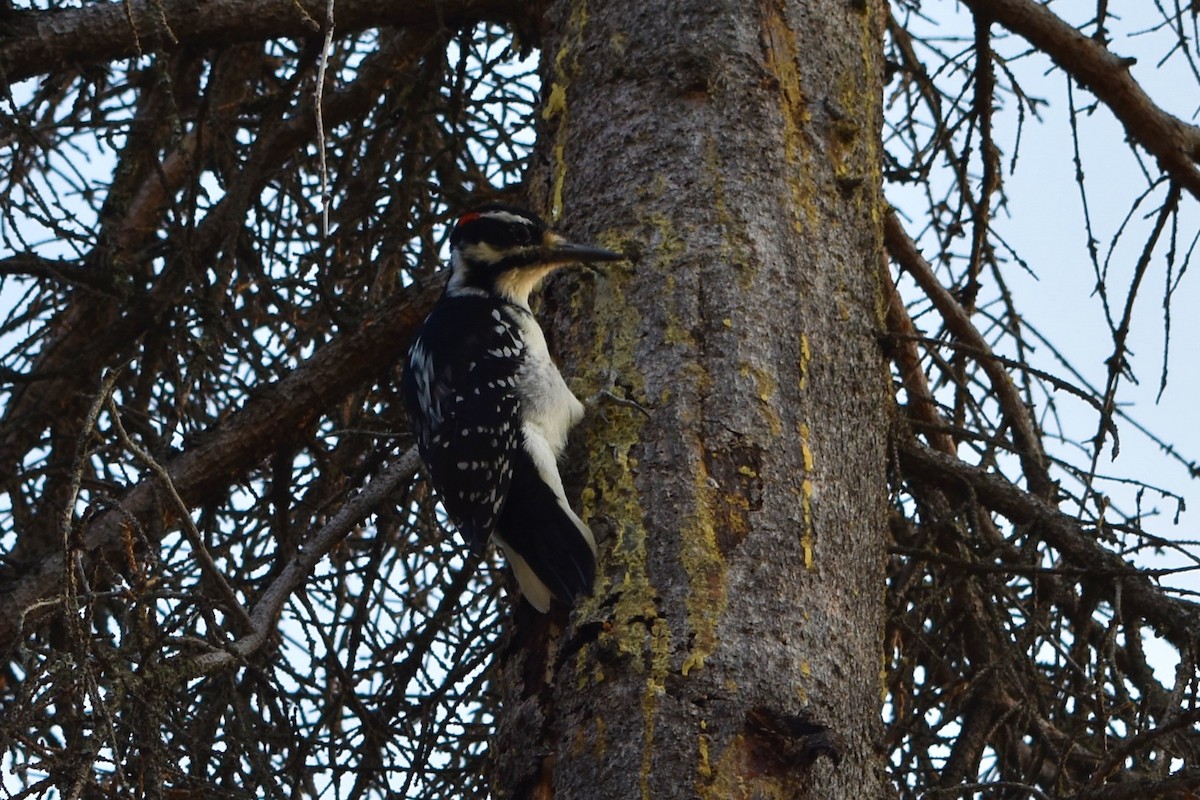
[{"xmin": 402, "ymin": 204, "xmax": 622, "ymax": 611}]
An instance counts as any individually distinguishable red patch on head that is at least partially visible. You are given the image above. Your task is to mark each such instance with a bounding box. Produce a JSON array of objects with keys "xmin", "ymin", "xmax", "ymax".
[{"xmin": 456, "ymin": 211, "xmax": 482, "ymax": 227}]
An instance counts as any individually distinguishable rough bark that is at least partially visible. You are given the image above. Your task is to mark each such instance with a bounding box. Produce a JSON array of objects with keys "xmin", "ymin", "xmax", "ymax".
[{"xmin": 493, "ymin": 0, "xmax": 890, "ymax": 798}]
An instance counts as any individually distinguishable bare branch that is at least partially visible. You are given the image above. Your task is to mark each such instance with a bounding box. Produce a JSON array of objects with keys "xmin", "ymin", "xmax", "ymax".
[
  {"xmin": 0, "ymin": 255, "xmax": 120, "ymax": 293},
  {"xmin": 883, "ymin": 265, "xmax": 958, "ymax": 456},
  {"xmin": 0, "ymin": 0, "xmax": 523, "ymax": 83},
  {"xmin": 1080, "ymin": 767, "xmax": 1200, "ymax": 800},
  {"xmin": 897, "ymin": 439, "xmax": 1200, "ymax": 648},
  {"xmin": 885, "ymin": 208, "xmax": 1053, "ymax": 498},
  {"xmin": 109, "ymin": 399, "xmax": 256, "ymax": 634},
  {"xmin": 0, "ymin": 278, "xmax": 443, "ymax": 655},
  {"xmin": 963, "ymin": 0, "xmax": 1200, "ymax": 198},
  {"xmin": 186, "ymin": 446, "xmax": 421, "ymax": 676}
]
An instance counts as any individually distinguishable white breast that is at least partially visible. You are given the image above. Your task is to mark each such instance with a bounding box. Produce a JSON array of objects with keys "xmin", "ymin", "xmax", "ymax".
[{"xmin": 510, "ymin": 311, "xmax": 584, "ymax": 457}]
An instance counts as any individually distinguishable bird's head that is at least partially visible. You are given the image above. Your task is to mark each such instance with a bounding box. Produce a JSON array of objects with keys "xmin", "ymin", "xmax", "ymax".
[{"xmin": 446, "ymin": 204, "xmax": 623, "ymax": 307}]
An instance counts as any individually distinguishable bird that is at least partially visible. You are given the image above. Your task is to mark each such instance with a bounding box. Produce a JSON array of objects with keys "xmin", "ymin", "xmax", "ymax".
[{"xmin": 402, "ymin": 204, "xmax": 623, "ymax": 611}]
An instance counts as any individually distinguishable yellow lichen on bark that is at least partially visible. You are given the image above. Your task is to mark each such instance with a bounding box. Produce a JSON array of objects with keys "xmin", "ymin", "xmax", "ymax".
[
  {"xmin": 798, "ymin": 422, "xmax": 816, "ymax": 570},
  {"xmin": 639, "ymin": 617, "xmax": 672, "ymax": 800},
  {"xmin": 759, "ymin": 1, "xmax": 818, "ymax": 230},
  {"xmin": 576, "ymin": 241, "xmax": 655, "ymax": 644},
  {"xmin": 680, "ymin": 454, "xmax": 728, "ymax": 677},
  {"xmin": 697, "ymin": 734, "xmax": 790, "ymax": 800},
  {"xmin": 704, "ymin": 134, "xmax": 753, "ymax": 285},
  {"xmin": 542, "ymin": 0, "xmax": 591, "ymax": 220},
  {"xmin": 697, "ymin": 719, "xmax": 712, "ymax": 780},
  {"xmin": 798, "ymin": 332, "xmax": 811, "ymax": 390},
  {"xmin": 738, "ymin": 361, "xmax": 782, "ymax": 436}
]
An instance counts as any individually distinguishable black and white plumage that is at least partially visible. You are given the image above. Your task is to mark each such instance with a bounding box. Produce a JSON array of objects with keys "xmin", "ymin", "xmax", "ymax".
[{"xmin": 402, "ymin": 204, "xmax": 623, "ymax": 611}]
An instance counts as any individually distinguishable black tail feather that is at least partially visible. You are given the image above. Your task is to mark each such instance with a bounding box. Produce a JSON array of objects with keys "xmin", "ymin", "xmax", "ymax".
[{"xmin": 496, "ymin": 448, "xmax": 596, "ymax": 606}]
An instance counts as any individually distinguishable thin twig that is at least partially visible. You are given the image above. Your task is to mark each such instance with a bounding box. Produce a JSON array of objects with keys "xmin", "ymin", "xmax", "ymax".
[
  {"xmin": 1083, "ymin": 184, "xmax": 1181, "ymax": 509},
  {"xmin": 315, "ymin": 0, "xmax": 336, "ymax": 240},
  {"xmin": 109, "ymin": 399, "xmax": 255, "ymax": 634},
  {"xmin": 884, "ymin": 266, "xmax": 958, "ymax": 456},
  {"xmin": 60, "ymin": 368, "xmax": 123, "ymax": 618},
  {"xmin": 885, "ymin": 208, "xmax": 1052, "ymax": 498},
  {"xmin": 961, "ymin": 0, "xmax": 1200, "ymax": 199},
  {"xmin": 185, "ymin": 446, "xmax": 422, "ymax": 675},
  {"xmin": 889, "ymin": 331, "xmax": 1119, "ymax": 445}
]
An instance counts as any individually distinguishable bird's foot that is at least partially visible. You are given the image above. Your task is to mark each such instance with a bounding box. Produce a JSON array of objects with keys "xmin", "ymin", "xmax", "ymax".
[{"xmin": 584, "ymin": 369, "xmax": 651, "ymax": 420}]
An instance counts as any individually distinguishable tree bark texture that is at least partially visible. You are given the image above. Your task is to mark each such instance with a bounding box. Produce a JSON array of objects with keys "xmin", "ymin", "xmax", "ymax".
[{"xmin": 494, "ymin": 1, "xmax": 890, "ymax": 798}]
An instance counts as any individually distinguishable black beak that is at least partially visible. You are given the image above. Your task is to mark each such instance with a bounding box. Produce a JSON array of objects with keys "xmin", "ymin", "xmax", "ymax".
[{"xmin": 542, "ymin": 237, "xmax": 624, "ymax": 265}]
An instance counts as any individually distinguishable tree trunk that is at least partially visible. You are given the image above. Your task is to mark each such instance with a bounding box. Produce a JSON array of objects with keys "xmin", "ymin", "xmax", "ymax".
[{"xmin": 494, "ymin": 0, "xmax": 890, "ymax": 797}]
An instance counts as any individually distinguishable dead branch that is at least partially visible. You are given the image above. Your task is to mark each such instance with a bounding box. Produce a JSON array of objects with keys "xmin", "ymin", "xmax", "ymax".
[
  {"xmin": 897, "ymin": 438, "xmax": 1200, "ymax": 648},
  {"xmin": 185, "ymin": 446, "xmax": 421, "ymax": 676},
  {"xmin": 885, "ymin": 208, "xmax": 1053, "ymax": 498},
  {"xmin": 0, "ymin": 278, "xmax": 442, "ymax": 655},
  {"xmin": 0, "ymin": 0, "xmax": 522, "ymax": 83},
  {"xmin": 962, "ymin": 0, "xmax": 1200, "ymax": 199}
]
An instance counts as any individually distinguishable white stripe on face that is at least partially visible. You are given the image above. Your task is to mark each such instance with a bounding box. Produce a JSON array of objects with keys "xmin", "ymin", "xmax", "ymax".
[{"xmin": 478, "ymin": 209, "xmax": 537, "ymax": 227}]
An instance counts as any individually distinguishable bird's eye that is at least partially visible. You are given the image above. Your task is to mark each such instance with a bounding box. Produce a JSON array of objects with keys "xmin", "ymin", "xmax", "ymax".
[
  {"xmin": 472, "ymin": 219, "xmax": 537, "ymax": 248},
  {"xmin": 512, "ymin": 223, "xmax": 537, "ymax": 246},
  {"xmin": 483, "ymin": 220, "xmax": 521, "ymax": 247},
  {"xmin": 451, "ymin": 206, "xmax": 546, "ymax": 251}
]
